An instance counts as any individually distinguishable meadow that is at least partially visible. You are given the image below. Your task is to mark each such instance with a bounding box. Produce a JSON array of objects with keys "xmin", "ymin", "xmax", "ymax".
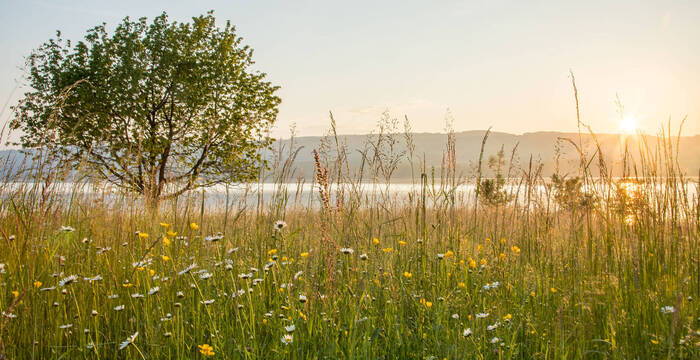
[{"xmin": 0, "ymin": 121, "xmax": 698, "ymax": 359}]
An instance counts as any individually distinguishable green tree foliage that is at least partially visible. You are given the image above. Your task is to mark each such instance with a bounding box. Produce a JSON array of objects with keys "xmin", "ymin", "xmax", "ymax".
[{"xmin": 11, "ymin": 12, "xmax": 281, "ymax": 201}]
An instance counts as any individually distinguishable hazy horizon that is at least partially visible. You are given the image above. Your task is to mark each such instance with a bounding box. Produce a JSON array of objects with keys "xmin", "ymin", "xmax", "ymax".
[{"xmin": 2, "ymin": 0, "xmax": 699, "ymax": 141}]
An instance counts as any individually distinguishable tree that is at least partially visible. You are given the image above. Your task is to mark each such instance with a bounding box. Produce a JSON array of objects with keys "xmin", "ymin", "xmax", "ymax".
[{"xmin": 11, "ymin": 11, "xmax": 281, "ymax": 203}]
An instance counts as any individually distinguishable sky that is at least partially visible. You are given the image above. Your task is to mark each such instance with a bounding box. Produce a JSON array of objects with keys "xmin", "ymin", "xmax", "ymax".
[{"xmin": 1, "ymin": 0, "xmax": 699, "ymax": 141}]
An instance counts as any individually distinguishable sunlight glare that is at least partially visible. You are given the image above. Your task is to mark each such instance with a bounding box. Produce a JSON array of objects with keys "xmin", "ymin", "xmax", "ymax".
[{"xmin": 619, "ymin": 116, "xmax": 638, "ymax": 134}]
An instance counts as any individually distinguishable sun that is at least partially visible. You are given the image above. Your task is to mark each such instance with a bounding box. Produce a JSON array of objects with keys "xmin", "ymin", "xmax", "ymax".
[{"xmin": 619, "ymin": 116, "xmax": 638, "ymax": 134}]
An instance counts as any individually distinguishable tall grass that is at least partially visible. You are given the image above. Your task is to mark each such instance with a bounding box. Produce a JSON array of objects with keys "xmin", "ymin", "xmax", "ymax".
[{"xmin": 0, "ymin": 94, "xmax": 698, "ymax": 359}]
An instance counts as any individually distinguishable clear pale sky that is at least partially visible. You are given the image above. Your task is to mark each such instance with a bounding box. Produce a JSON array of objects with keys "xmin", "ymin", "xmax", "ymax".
[{"xmin": 1, "ymin": 0, "xmax": 698, "ymax": 139}]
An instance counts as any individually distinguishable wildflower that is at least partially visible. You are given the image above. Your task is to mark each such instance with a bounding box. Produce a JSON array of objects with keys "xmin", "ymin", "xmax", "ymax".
[
  {"xmin": 462, "ymin": 328, "xmax": 472, "ymax": 337},
  {"xmin": 360, "ymin": 253, "xmax": 368, "ymax": 260},
  {"xmin": 499, "ymin": 253, "xmax": 507, "ymax": 260},
  {"xmin": 148, "ymin": 287, "xmax": 160, "ymax": 295},
  {"xmin": 189, "ymin": 222, "xmax": 199, "ymax": 230},
  {"xmin": 490, "ymin": 337, "xmax": 500, "ymax": 344},
  {"xmin": 119, "ymin": 332, "xmax": 138, "ymax": 350},
  {"xmin": 91, "ymin": 310, "xmax": 98, "ymax": 316},
  {"xmin": 500, "ymin": 237, "xmax": 506, "ymax": 244},
  {"xmin": 162, "ymin": 236, "xmax": 171, "ymax": 246},
  {"xmin": 437, "ymin": 253, "xmax": 445, "ymax": 259},
  {"xmin": 12, "ymin": 291, "xmax": 19, "ymax": 298},
  {"xmin": 60, "ymin": 226, "xmax": 75, "ymax": 232},
  {"xmin": 298, "ymin": 294, "xmax": 307, "ymax": 303},
  {"xmin": 373, "ymin": 237, "xmax": 380, "ymax": 245},
  {"xmin": 59, "ymin": 275, "xmax": 78, "ymax": 287},
  {"xmin": 480, "ymin": 258, "xmax": 487, "ymax": 266},
  {"xmin": 458, "ymin": 282, "xmax": 466, "ymax": 288},
  {"xmin": 84, "ymin": 275, "xmax": 103, "ymax": 282},
  {"xmin": 114, "ymin": 305, "xmax": 125, "ymax": 311},
  {"xmin": 487, "ymin": 322, "xmax": 500, "ymax": 331},
  {"xmin": 503, "ymin": 313, "xmax": 512, "ymax": 321},
  {"xmin": 200, "ymin": 272, "xmax": 213, "ymax": 280},
  {"xmin": 425, "ymin": 301, "xmax": 433, "ymax": 308},
  {"xmin": 660, "ymin": 306, "xmax": 675, "ymax": 314},
  {"xmin": 267, "ymin": 249, "xmax": 278, "ymax": 255},
  {"xmin": 451, "ymin": 313, "xmax": 460, "ymax": 319},
  {"xmin": 198, "ymin": 343, "xmax": 215, "ymax": 356},
  {"xmin": 131, "ymin": 293, "xmax": 144, "ymax": 298},
  {"xmin": 483, "ymin": 281, "xmax": 500, "ymax": 291},
  {"xmin": 159, "ymin": 222, "xmax": 170, "ymax": 228},
  {"xmin": 59, "ymin": 324, "xmax": 72, "ymax": 329},
  {"xmin": 445, "ymin": 250, "xmax": 455, "ymax": 258},
  {"xmin": 178, "ymin": 263, "xmax": 198, "ymax": 276},
  {"xmin": 476, "ymin": 312, "xmax": 489, "ymax": 318},
  {"xmin": 651, "ymin": 338, "xmax": 659, "ymax": 345},
  {"xmin": 468, "ymin": 258, "xmax": 477, "ymax": 268},
  {"xmin": 511, "ymin": 245, "xmax": 520, "ymax": 254},
  {"xmin": 550, "ymin": 287, "xmax": 557, "ymax": 294},
  {"xmin": 477, "ymin": 244, "xmax": 483, "ymax": 252},
  {"xmin": 398, "ymin": 240, "xmax": 407, "ymax": 246},
  {"xmin": 403, "ymin": 271, "xmax": 412, "ymax": 278},
  {"xmin": 274, "ymin": 220, "xmax": 287, "ymax": 231},
  {"xmin": 204, "ymin": 234, "xmax": 223, "ymax": 242},
  {"xmin": 382, "ymin": 248, "xmax": 393, "ymax": 253},
  {"xmin": 201, "ymin": 299, "xmax": 215, "ymax": 305},
  {"xmin": 138, "ymin": 232, "xmax": 149, "ymax": 239},
  {"xmin": 285, "ymin": 324, "xmax": 296, "ymax": 333},
  {"xmin": 530, "ymin": 291, "xmax": 536, "ymax": 297},
  {"xmin": 340, "ymin": 248, "xmax": 354, "ymax": 255},
  {"xmin": 300, "ymin": 252, "xmax": 309, "ymax": 258},
  {"xmin": 161, "ymin": 255, "xmax": 170, "ymax": 262},
  {"xmin": 281, "ymin": 334, "xmax": 293, "ymax": 345},
  {"xmin": 166, "ymin": 230, "xmax": 177, "ymax": 237}
]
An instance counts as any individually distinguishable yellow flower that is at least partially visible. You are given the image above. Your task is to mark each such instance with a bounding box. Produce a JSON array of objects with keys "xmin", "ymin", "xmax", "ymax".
[
  {"xmin": 159, "ymin": 222, "xmax": 170, "ymax": 228},
  {"xmin": 425, "ymin": 301, "xmax": 433, "ymax": 308},
  {"xmin": 299, "ymin": 310, "xmax": 307, "ymax": 320},
  {"xmin": 198, "ymin": 344, "xmax": 215, "ymax": 357},
  {"xmin": 403, "ymin": 271, "xmax": 412, "ymax": 278},
  {"xmin": 166, "ymin": 230, "xmax": 177, "ymax": 237},
  {"xmin": 398, "ymin": 240, "xmax": 407, "ymax": 246},
  {"xmin": 267, "ymin": 249, "xmax": 278, "ymax": 255},
  {"xmin": 499, "ymin": 253, "xmax": 507, "ymax": 260},
  {"xmin": 511, "ymin": 245, "xmax": 521, "ymax": 254},
  {"xmin": 190, "ymin": 222, "xmax": 199, "ymax": 230},
  {"xmin": 485, "ymin": 237, "xmax": 491, "ymax": 243},
  {"xmin": 480, "ymin": 258, "xmax": 487, "ymax": 266},
  {"xmin": 281, "ymin": 256, "xmax": 288, "ymax": 262},
  {"xmin": 122, "ymin": 282, "xmax": 134, "ymax": 288},
  {"xmin": 373, "ymin": 279, "xmax": 380, "ymax": 286},
  {"xmin": 503, "ymin": 314, "xmax": 512, "ymax": 321},
  {"xmin": 12, "ymin": 290, "xmax": 19, "ymax": 298},
  {"xmin": 33, "ymin": 281, "xmax": 42, "ymax": 288},
  {"xmin": 136, "ymin": 266, "xmax": 145, "ymax": 272},
  {"xmin": 161, "ymin": 255, "xmax": 170, "ymax": 262},
  {"xmin": 500, "ymin": 237, "xmax": 506, "ymax": 244},
  {"xmin": 162, "ymin": 236, "xmax": 171, "ymax": 246},
  {"xmin": 300, "ymin": 252, "xmax": 309, "ymax": 258},
  {"xmin": 382, "ymin": 248, "xmax": 393, "ymax": 253},
  {"xmin": 458, "ymin": 282, "xmax": 466, "ymax": 288},
  {"xmin": 138, "ymin": 232, "xmax": 149, "ymax": 239},
  {"xmin": 477, "ymin": 244, "xmax": 483, "ymax": 252},
  {"xmin": 149, "ymin": 269, "xmax": 156, "ymax": 276},
  {"xmin": 550, "ymin": 287, "xmax": 557, "ymax": 293},
  {"xmin": 468, "ymin": 257, "xmax": 477, "ymax": 269},
  {"xmin": 530, "ymin": 291, "xmax": 535, "ymax": 297},
  {"xmin": 373, "ymin": 237, "xmax": 380, "ymax": 245},
  {"xmin": 444, "ymin": 250, "xmax": 454, "ymax": 258},
  {"xmin": 650, "ymin": 339, "xmax": 659, "ymax": 345}
]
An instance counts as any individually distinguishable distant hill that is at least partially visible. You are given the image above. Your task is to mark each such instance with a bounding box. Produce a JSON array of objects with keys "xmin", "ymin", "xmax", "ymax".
[
  {"xmin": 271, "ymin": 131, "xmax": 700, "ymax": 182},
  {"xmin": 2, "ymin": 131, "xmax": 698, "ymax": 183}
]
